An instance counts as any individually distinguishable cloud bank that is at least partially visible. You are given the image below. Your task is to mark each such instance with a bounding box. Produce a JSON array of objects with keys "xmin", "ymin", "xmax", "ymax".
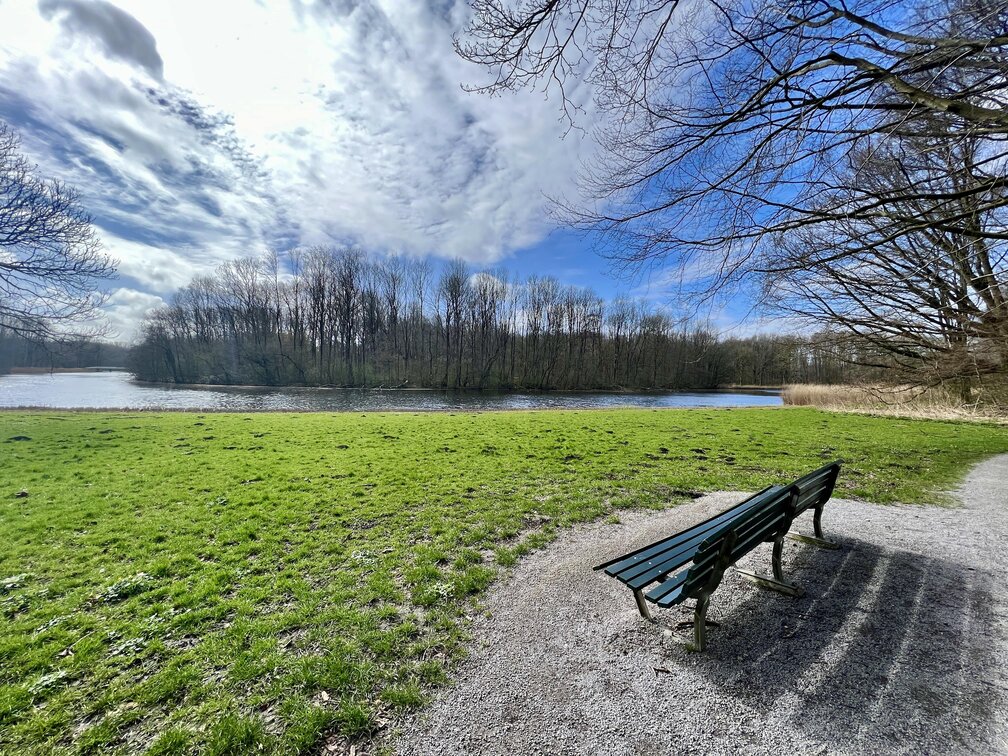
[{"xmin": 0, "ymin": 0, "xmax": 592, "ymax": 339}]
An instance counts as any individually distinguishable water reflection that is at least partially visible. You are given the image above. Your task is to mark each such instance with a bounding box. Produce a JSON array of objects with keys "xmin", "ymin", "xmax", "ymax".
[{"xmin": 0, "ymin": 371, "xmax": 782, "ymax": 411}]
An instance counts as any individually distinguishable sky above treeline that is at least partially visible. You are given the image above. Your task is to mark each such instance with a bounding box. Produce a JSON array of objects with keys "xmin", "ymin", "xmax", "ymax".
[{"xmin": 0, "ymin": 0, "xmax": 752, "ymax": 341}]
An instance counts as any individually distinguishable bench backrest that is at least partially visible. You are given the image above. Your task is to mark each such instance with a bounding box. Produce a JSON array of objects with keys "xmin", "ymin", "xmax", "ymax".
[
  {"xmin": 789, "ymin": 460, "xmax": 841, "ymax": 515},
  {"xmin": 681, "ymin": 486, "xmax": 794, "ymax": 597},
  {"xmin": 595, "ymin": 485, "xmax": 777, "ymax": 577}
]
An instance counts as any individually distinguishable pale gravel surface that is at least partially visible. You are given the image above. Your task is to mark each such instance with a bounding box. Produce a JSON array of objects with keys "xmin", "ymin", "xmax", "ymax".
[{"xmin": 396, "ymin": 455, "xmax": 1008, "ymax": 755}]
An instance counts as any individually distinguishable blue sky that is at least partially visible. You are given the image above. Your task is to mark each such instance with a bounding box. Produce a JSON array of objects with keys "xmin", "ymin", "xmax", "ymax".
[{"xmin": 0, "ymin": 0, "xmax": 757, "ymax": 340}]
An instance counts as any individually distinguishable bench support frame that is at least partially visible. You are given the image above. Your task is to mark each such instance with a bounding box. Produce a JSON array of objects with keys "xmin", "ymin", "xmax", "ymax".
[
  {"xmin": 632, "ymin": 588, "xmax": 652, "ymax": 621},
  {"xmin": 734, "ymin": 536, "xmax": 804, "ymax": 596},
  {"xmin": 787, "ymin": 465, "xmax": 841, "ymax": 549},
  {"xmin": 787, "ymin": 531, "xmax": 840, "ymax": 549},
  {"xmin": 688, "ymin": 531, "xmax": 738, "ymax": 651},
  {"xmin": 693, "ymin": 593, "xmax": 711, "ymax": 650},
  {"xmin": 787, "ymin": 504, "xmax": 840, "ymax": 549}
]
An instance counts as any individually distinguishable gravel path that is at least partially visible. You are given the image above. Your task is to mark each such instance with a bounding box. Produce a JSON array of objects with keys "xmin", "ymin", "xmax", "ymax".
[{"xmin": 396, "ymin": 455, "xmax": 1008, "ymax": 755}]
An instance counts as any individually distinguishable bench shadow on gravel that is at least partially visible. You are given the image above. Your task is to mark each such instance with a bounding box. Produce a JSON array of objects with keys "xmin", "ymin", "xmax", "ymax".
[{"xmin": 661, "ymin": 539, "xmax": 1001, "ymax": 751}]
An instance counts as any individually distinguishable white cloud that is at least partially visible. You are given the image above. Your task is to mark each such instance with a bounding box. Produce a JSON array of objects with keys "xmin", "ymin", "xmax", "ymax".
[
  {"xmin": 100, "ymin": 287, "xmax": 166, "ymax": 342},
  {"xmin": 99, "ymin": 234, "xmax": 221, "ymax": 292},
  {"xmin": 0, "ymin": 0, "xmax": 593, "ymax": 341},
  {"xmin": 38, "ymin": 0, "xmax": 164, "ymax": 78}
]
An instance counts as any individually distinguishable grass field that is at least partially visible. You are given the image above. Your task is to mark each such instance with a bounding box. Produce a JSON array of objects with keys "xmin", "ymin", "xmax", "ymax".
[{"xmin": 2, "ymin": 408, "xmax": 1006, "ymax": 755}]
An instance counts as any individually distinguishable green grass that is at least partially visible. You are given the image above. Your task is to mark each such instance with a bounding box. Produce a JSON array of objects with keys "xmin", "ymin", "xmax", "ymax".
[{"xmin": 1, "ymin": 407, "xmax": 1005, "ymax": 754}]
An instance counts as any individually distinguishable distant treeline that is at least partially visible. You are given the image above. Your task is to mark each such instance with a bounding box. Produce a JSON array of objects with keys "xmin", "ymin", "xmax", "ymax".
[
  {"xmin": 130, "ymin": 249, "xmax": 866, "ymax": 389},
  {"xmin": 0, "ymin": 327, "xmax": 130, "ymax": 374}
]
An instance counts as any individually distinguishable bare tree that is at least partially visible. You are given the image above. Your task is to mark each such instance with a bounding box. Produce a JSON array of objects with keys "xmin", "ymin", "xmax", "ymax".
[
  {"xmin": 406, "ymin": 257, "xmax": 433, "ymax": 382},
  {"xmin": 129, "ymin": 249, "xmax": 860, "ymax": 389},
  {"xmin": 438, "ymin": 259, "xmax": 471, "ymax": 387},
  {"xmin": 767, "ymin": 130, "xmax": 1008, "ymax": 398},
  {"xmin": 457, "ymin": 0, "xmax": 1008, "ymax": 389},
  {"xmin": 377, "ymin": 256, "xmax": 405, "ymax": 377},
  {"xmin": 458, "ymin": 0, "xmax": 1007, "ymax": 270},
  {"xmin": 0, "ymin": 121, "xmax": 115, "ymax": 336}
]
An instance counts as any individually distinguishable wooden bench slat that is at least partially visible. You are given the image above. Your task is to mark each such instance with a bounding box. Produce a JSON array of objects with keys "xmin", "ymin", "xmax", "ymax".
[
  {"xmin": 795, "ymin": 469, "xmax": 831, "ymax": 491},
  {"xmin": 592, "ymin": 487, "xmax": 774, "ymax": 576},
  {"xmin": 618, "ymin": 493, "xmax": 781, "ymax": 587},
  {"xmin": 795, "ymin": 466, "xmax": 832, "ymax": 485},
  {"xmin": 796, "ymin": 488, "xmax": 828, "ymax": 514},
  {"xmin": 678, "ymin": 511, "xmax": 789, "ymax": 598},
  {"xmin": 647, "ymin": 506, "xmax": 791, "ymax": 607},
  {"xmin": 649, "ymin": 575, "xmax": 689, "ymax": 608},
  {"xmin": 797, "ymin": 484, "xmax": 829, "ymax": 508},
  {"xmin": 724, "ymin": 510, "xmax": 788, "ymax": 564},
  {"xmin": 621, "ymin": 532, "xmax": 714, "ymax": 589},
  {"xmin": 693, "ymin": 488, "xmax": 790, "ymax": 560},
  {"xmin": 792, "ymin": 461, "xmax": 840, "ymax": 488},
  {"xmin": 792, "ymin": 462, "xmax": 841, "ymax": 513},
  {"xmin": 594, "ymin": 486, "xmax": 776, "ymax": 575},
  {"xmin": 645, "ymin": 565, "xmax": 693, "ymax": 603},
  {"xmin": 605, "ymin": 534, "xmax": 699, "ymax": 582}
]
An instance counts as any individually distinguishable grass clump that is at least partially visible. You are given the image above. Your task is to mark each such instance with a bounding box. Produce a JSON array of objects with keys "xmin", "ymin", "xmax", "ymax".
[
  {"xmin": 205, "ymin": 713, "xmax": 270, "ymax": 756},
  {"xmin": 1, "ymin": 407, "xmax": 1006, "ymax": 753}
]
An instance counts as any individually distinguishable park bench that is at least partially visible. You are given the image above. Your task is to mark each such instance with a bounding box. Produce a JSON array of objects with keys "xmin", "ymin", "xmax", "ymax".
[{"xmin": 594, "ymin": 461, "xmax": 842, "ymax": 650}]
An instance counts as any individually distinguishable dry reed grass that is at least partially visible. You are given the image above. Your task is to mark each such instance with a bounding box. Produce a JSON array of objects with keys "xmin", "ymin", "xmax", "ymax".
[{"xmin": 782, "ymin": 383, "xmax": 1008, "ymax": 423}]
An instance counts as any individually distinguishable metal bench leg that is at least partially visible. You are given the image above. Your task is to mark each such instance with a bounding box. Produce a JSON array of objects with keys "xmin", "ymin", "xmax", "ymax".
[
  {"xmin": 735, "ymin": 536, "xmax": 804, "ymax": 597},
  {"xmin": 633, "ymin": 588, "xmax": 653, "ymax": 621},
  {"xmin": 786, "ymin": 506, "xmax": 839, "ymax": 549},
  {"xmin": 692, "ymin": 593, "xmax": 710, "ymax": 651}
]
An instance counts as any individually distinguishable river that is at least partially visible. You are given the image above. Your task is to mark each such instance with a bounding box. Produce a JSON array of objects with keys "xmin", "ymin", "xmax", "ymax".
[{"xmin": 0, "ymin": 371, "xmax": 782, "ymax": 411}]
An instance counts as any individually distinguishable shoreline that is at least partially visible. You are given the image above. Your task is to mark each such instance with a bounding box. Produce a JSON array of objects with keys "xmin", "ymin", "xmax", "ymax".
[
  {"xmin": 128, "ymin": 377, "xmax": 781, "ymax": 395},
  {"xmin": 1, "ymin": 370, "xmax": 783, "ymax": 400},
  {"xmin": 5, "ymin": 366, "xmax": 127, "ymax": 374},
  {"xmin": 0, "ymin": 404, "xmax": 785, "ymax": 414}
]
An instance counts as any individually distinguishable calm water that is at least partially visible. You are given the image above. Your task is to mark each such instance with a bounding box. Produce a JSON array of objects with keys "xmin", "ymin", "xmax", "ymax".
[{"xmin": 0, "ymin": 371, "xmax": 782, "ymax": 411}]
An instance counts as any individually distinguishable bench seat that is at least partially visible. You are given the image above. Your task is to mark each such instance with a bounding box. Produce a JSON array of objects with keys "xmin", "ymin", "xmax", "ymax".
[{"xmin": 597, "ymin": 485, "xmax": 777, "ymax": 589}]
